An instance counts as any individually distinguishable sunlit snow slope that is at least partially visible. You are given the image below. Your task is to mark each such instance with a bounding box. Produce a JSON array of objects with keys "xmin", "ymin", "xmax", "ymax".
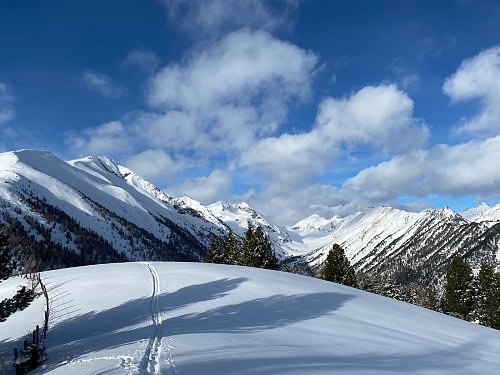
[{"xmin": 2, "ymin": 263, "xmax": 500, "ymax": 375}]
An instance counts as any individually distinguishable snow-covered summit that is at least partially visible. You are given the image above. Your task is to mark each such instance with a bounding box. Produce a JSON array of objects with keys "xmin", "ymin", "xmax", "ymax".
[
  {"xmin": 207, "ymin": 201, "xmax": 278, "ymax": 235},
  {"xmin": 291, "ymin": 214, "xmax": 331, "ymax": 231},
  {"xmin": 462, "ymin": 203, "xmax": 500, "ymax": 226},
  {"xmin": 1, "ymin": 149, "xmax": 500, "ymax": 285},
  {"xmin": 118, "ymin": 165, "xmax": 173, "ymax": 204},
  {"xmin": 0, "ymin": 149, "xmax": 227, "ymax": 263}
]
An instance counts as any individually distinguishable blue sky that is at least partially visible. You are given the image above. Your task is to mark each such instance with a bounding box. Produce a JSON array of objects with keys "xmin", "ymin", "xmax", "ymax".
[{"xmin": 1, "ymin": 0, "xmax": 500, "ymax": 224}]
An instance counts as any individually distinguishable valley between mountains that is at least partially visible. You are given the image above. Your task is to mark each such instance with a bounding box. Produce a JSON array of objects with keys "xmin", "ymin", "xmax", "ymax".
[{"xmin": 1, "ymin": 149, "xmax": 499, "ymax": 288}]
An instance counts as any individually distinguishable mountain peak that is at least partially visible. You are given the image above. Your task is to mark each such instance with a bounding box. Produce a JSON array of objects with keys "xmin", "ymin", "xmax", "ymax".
[
  {"xmin": 291, "ymin": 214, "xmax": 330, "ymax": 231},
  {"xmin": 235, "ymin": 202, "xmax": 256, "ymax": 213},
  {"xmin": 96, "ymin": 155, "xmax": 121, "ymax": 175}
]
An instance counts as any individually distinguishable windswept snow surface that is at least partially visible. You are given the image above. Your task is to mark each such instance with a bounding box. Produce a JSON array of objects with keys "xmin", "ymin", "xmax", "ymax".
[{"xmin": 2, "ymin": 263, "xmax": 500, "ymax": 375}]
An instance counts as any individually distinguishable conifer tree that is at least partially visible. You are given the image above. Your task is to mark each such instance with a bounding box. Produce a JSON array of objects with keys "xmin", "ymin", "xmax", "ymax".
[
  {"xmin": 241, "ymin": 223, "xmax": 278, "ymax": 269},
  {"xmin": 0, "ymin": 224, "xmax": 37, "ymax": 322},
  {"xmin": 222, "ymin": 229, "xmax": 240, "ymax": 265},
  {"xmin": 204, "ymin": 237, "xmax": 224, "ymax": 264},
  {"xmin": 253, "ymin": 226, "xmax": 278, "ymax": 270},
  {"xmin": 473, "ymin": 263, "xmax": 500, "ymax": 328},
  {"xmin": 242, "ymin": 222, "xmax": 256, "ymax": 266},
  {"xmin": 0, "ymin": 225, "xmax": 13, "ymax": 281},
  {"xmin": 321, "ymin": 244, "xmax": 356, "ymax": 287},
  {"xmin": 443, "ymin": 256, "xmax": 474, "ymax": 320}
]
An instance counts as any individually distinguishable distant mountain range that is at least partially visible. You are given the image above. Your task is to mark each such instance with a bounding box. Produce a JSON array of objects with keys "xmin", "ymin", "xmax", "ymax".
[{"xmin": 1, "ymin": 150, "xmax": 499, "ymax": 285}]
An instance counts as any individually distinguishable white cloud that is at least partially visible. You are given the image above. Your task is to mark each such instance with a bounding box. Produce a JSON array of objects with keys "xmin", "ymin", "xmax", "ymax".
[
  {"xmin": 241, "ymin": 84, "xmax": 428, "ymax": 184},
  {"xmin": 125, "ymin": 149, "xmax": 182, "ymax": 182},
  {"xmin": 82, "ymin": 70, "xmax": 126, "ymax": 98},
  {"xmin": 165, "ymin": 169, "xmax": 233, "ymax": 203},
  {"xmin": 341, "ymin": 136, "xmax": 500, "ymax": 203},
  {"xmin": 0, "ymin": 82, "xmax": 14, "ymax": 124},
  {"xmin": 68, "ymin": 30, "xmax": 317, "ymax": 181},
  {"xmin": 161, "ymin": 0, "xmax": 301, "ymax": 36},
  {"xmin": 242, "ymin": 135, "xmax": 500, "ymax": 225},
  {"xmin": 145, "ymin": 29, "xmax": 318, "ymax": 154},
  {"xmin": 66, "ymin": 121, "xmax": 132, "ymax": 155},
  {"xmin": 123, "ymin": 49, "xmax": 161, "ymax": 71},
  {"xmin": 444, "ymin": 46, "xmax": 500, "ymax": 136},
  {"xmin": 148, "ymin": 29, "xmax": 316, "ymax": 110}
]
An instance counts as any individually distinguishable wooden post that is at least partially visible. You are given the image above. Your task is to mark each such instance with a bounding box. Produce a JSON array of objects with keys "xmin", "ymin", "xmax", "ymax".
[
  {"xmin": 32, "ymin": 330, "xmax": 36, "ymax": 344},
  {"xmin": 23, "ymin": 340, "xmax": 28, "ymax": 350},
  {"xmin": 13, "ymin": 348, "xmax": 18, "ymax": 360},
  {"xmin": 44, "ymin": 311, "xmax": 49, "ymax": 338},
  {"xmin": 36, "ymin": 325, "xmax": 39, "ymax": 345}
]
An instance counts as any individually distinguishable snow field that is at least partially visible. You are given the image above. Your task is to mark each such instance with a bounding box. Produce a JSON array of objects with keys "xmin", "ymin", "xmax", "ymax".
[{"xmin": 3, "ymin": 262, "xmax": 500, "ymax": 374}]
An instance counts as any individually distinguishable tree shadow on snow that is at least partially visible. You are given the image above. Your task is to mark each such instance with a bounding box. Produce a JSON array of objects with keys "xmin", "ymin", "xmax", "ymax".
[
  {"xmin": 166, "ymin": 291, "xmax": 353, "ymax": 335},
  {"xmin": 15, "ymin": 277, "xmax": 355, "ymax": 374},
  {"xmin": 0, "ymin": 277, "xmax": 247, "ymax": 373}
]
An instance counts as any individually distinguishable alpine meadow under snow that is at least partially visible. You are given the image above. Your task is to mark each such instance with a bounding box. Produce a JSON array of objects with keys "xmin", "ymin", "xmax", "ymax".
[{"xmin": 2, "ymin": 262, "xmax": 500, "ymax": 375}]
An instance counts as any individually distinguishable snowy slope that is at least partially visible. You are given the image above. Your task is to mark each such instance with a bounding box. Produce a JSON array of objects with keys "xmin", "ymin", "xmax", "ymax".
[
  {"xmin": 0, "ymin": 149, "xmax": 499, "ymax": 284},
  {"xmin": 287, "ymin": 205, "xmax": 500, "ymax": 281},
  {"xmin": 2, "ymin": 262, "xmax": 500, "ymax": 375},
  {"xmin": 462, "ymin": 203, "xmax": 500, "ymax": 226},
  {"xmin": 0, "ymin": 150, "xmax": 227, "ymax": 265}
]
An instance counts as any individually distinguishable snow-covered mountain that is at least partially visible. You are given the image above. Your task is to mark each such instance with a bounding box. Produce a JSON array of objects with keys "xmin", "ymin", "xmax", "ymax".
[
  {"xmin": 0, "ymin": 149, "xmax": 499, "ymax": 285},
  {"xmin": 2, "ymin": 262, "xmax": 500, "ymax": 375},
  {"xmin": 288, "ymin": 205, "xmax": 500, "ymax": 284},
  {"xmin": 461, "ymin": 203, "xmax": 500, "ymax": 226},
  {"xmin": 0, "ymin": 150, "xmax": 227, "ymax": 268}
]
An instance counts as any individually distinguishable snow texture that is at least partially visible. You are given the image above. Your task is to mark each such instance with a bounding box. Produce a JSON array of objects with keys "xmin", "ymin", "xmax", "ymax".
[{"xmin": 2, "ymin": 262, "xmax": 500, "ymax": 375}]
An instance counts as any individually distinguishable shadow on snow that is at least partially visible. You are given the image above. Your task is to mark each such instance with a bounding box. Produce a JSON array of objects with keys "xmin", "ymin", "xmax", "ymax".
[{"xmin": 2, "ymin": 276, "xmax": 353, "ymax": 373}]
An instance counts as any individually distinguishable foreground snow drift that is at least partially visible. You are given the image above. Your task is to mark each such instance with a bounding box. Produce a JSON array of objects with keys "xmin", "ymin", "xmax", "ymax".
[{"xmin": 1, "ymin": 262, "xmax": 500, "ymax": 374}]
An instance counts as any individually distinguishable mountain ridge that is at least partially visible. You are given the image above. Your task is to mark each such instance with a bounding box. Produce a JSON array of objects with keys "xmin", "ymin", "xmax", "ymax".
[{"xmin": 0, "ymin": 149, "xmax": 499, "ymax": 286}]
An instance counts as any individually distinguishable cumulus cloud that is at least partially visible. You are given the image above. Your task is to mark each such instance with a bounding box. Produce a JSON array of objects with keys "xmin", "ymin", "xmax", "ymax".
[
  {"xmin": 123, "ymin": 49, "xmax": 161, "ymax": 71},
  {"xmin": 125, "ymin": 149, "xmax": 182, "ymax": 182},
  {"xmin": 165, "ymin": 169, "xmax": 233, "ymax": 203},
  {"xmin": 82, "ymin": 70, "xmax": 126, "ymax": 98},
  {"xmin": 241, "ymin": 84, "xmax": 428, "ymax": 184},
  {"xmin": 66, "ymin": 121, "xmax": 132, "ymax": 155},
  {"xmin": 341, "ymin": 136, "xmax": 500, "ymax": 204},
  {"xmin": 444, "ymin": 46, "xmax": 500, "ymax": 136},
  {"xmin": 145, "ymin": 29, "xmax": 317, "ymax": 153},
  {"xmin": 243, "ymin": 135, "xmax": 500, "ymax": 225},
  {"xmin": 161, "ymin": 0, "xmax": 301, "ymax": 36},
  {"xmin": 0, "ymin": 82, "xmax": 14, "ymax": 124},
  {"xmin": 69, "ymin": 25, "xmax": 500, "ymax": 226},
  {"xmin": 68, "ymin": 30, "xmax": 317, "ymax": 183}
]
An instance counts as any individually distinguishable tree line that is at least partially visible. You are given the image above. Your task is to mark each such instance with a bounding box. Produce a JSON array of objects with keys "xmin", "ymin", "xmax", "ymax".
[
  {"xmin": 443, "ymin": 256, "xmax": 500, "ymax": 329},
  {"xmin": 204, "ymin": 222, "xmax": 278, "ymax": 270},
  {"xmin": 0, "ymin": 224, "xmax": 38, "ymax": 322}
]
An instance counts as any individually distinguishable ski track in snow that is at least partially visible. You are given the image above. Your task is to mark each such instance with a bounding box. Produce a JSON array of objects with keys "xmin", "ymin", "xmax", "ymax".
[{"xmin": 140, "ymin": 262, "xmax": 178, "ymax": 375}]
